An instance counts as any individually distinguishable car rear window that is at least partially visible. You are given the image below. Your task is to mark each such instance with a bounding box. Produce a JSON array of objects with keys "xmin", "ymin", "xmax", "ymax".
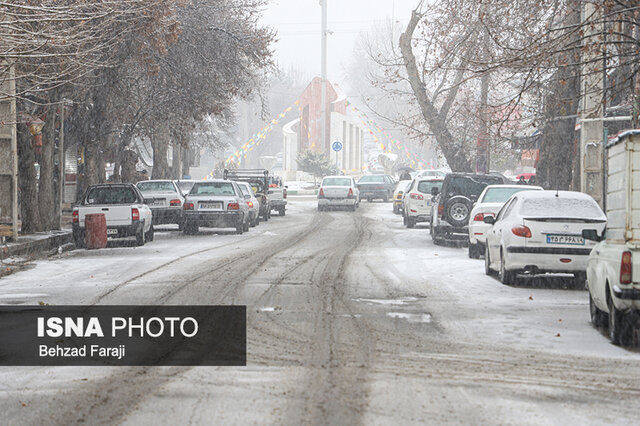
[
  {"xmin": 417, "ymin": 180, "xmax": 443, "ymax": 193},
  {"xmin": 481, "ymin": 187, "xmax": 539, "ymax": 203},
  {"xmin": 446, "ymin": 175, "xmax": 503, "ymax": 198},
  {"xmin": 137, "ymin": 181, "xmax": 176, "ymax": 193},
  {"xmin": 520, "ymin": 197, "xmax": 604, "ymax": 219},
  {"xmin": 359, "ymin": 175, "xmax": 385, "ymax": 183},
  {"xmin": 323, "ymin": 178, "xmax": 351, "ymax": 186},
  {"xmin": 192, "ymin": 182, "xmax": 236, "ymax": 196},
  {"xmin": 86, "ymin": 187, "xmax": 137, "ymax": 204}
]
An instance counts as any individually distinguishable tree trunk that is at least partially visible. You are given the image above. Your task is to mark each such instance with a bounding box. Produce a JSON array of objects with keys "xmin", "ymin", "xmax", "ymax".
[
  {"xmin": 17, "ymin": 124, "xmax": 42, "ymax": 233},
  {"xmin": 399, "ymin": 10, "xmax": 473, "ymax": 172},
  {"xmin": 121, "ymin": 149, "xmax": 139, "ymax": 183},
  {"xmin": 151, "ymin": 130, "xmax": 171, "ymax": 179},
  {"xmin": 38, "ymin": 107, "xmax": 57, "ymax": 230},
  {"xmin": 172, "ymin": 141, "xmax": 183, "ymax": 179},
  {"xmin": 535, "ymin": 3, "xmax": 581, "ymax": 190}
]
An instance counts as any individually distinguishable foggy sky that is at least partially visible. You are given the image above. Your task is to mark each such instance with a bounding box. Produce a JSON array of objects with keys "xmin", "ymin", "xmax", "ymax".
[{"xmin": 260, "ymin": 0, "xmax": 419, "ymax": 85}]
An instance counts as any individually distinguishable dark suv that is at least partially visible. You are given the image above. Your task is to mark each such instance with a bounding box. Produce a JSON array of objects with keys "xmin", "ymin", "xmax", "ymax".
[{"xmin": 430, "ymin": 173, "xmax": 507, "ymax": 244}]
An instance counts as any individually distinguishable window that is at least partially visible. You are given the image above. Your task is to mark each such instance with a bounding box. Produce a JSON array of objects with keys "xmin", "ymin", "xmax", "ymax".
[
  {"xmin": 417, "ymin": 180, "xmax": 443, "ymax": 194},
  {"xmin": 480, "ymin": 187, "xmax": 539, "ymax": 203},
  {"xmin": 87, "ymin": 187, "xmax": 137, "ymax": 205},
  {"xmin": 323, "ymin": 177, "xmax": 351, "ymax": 186},
  {"xmin": 192, "ymin": 182, "xmax": 236, "ymax": 196},
  {"xmin": 137, "ymin": 181, "xmax": 176, "ymax": 193},
  {"xmin": 358, "ymin": 175, "xmax": 385, "ymax": 183}
]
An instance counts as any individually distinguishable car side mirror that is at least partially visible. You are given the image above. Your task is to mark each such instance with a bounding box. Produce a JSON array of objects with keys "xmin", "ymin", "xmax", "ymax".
[
  {"xmin": 483, "ymin": 216, "xmax": 495, "ymax": 225},
  {"xmin": 582, "ymin": 229, "xmax": 604, "ymax": 242},
  {"xmin": 431, "ymin": 187, "xmax": 439, "ymax": 196}
]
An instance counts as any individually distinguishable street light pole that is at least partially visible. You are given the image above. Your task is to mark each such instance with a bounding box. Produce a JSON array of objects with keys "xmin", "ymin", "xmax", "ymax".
[{"xmin": 320, "ymin": 0, "xmax": 327, "ymax": 154}]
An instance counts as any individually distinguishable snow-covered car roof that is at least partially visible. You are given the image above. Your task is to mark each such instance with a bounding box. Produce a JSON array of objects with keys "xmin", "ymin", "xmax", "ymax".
[{"xmin": 516, "ymin": 190, "xmax": 606, "ymax": 220}]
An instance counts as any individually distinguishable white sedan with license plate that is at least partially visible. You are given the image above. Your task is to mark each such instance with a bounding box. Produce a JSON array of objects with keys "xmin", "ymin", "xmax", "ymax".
[
  {"xmin": 467, "ymin": 184, "xmax": 542, "ymax": 258},
  {"xmin": 317, "ymin": 176, "xmax": 359, "ymax": 211},
  {"xmin": 402, "ymin": 178, "xmax": 443, "ymax": 228},
  {"xmin": 484, "ymin": 190, "xmax": 606, "ymax": 286},
  {"xmin": 182, "ymin": 180, "xmax": 250, "ymax": 235},
  {"xmin": 136, "ymin": 180, "xmax": 184, "ymax": 227}
]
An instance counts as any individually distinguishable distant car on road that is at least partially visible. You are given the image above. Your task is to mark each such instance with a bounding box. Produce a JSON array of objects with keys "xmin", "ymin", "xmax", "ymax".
[
  {"xmin": 402, "ymin": 178, "xmax": 443, "ymax": 228},
  {"xmin": 392, "ymin": 180, "xmax": 412, "ymax": 214},
  {"xmin": 72, "ymin": 183, "xmax": 153, "ymax": 247},
  {"xmin": 136, "ymin": 180, "xmax": 184, "ymax": 227},
  {"xmin": 484, "ymin": 190, "xmax": 606, "ymax": 286},
  {"xmin": 357, "ymin": 174, "xmax": 395, "ymax": 202},
  {"xmin": 182, "ymin": 180, "xmax": 250, "ymax": 235},
  {"xmin": 467, "ymin": 184, "xmax": 543, "ymax": 258},
  {"xmin": 430, "ymin": 173, "xmax": 507, "ymax": 244},
  {"xmin": 318, "ymin": 176, "xmax": 359, "ymax": 211}
]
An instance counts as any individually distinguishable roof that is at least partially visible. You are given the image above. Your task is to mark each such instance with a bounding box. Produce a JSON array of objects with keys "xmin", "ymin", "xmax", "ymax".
[{"xmin": 606, "ymin": 129, "xmax": 640, "ymax": 148}]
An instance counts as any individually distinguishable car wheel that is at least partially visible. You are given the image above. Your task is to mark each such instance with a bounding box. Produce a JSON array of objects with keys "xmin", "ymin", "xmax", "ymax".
[
  {"xmin": 468, "ymin": 243, "xmax": 481, "ymax": 259},
  {"xmin": 255, "ymin": 214, "xmax": 260, "ymax": 226},
  {"xmin": 406, "ymin": 217, "xmax": 415, "ymax": 228},
  {"xmin": 279, "ymin": 208, "xmax": 285, "ymax": 216},
  {"xmin": 262, "ymin": 211, "xmax": 269, "ymax": 221},
  {"xmin": 484, "ymin": 245, "xmax": 495, "ymax": 275},
  {"xmin": 445, "ymin": 196, "xmax": 473, "ymax": 227},
  {"xmin": 243, "ymin": 218, "xmax": 249, "ymax": 232},
  {"xmin": 145, "ymin": 225, "xmax": 154, "ymax": 242},
  {"xmin": 236, "ymin": 219, "xmax": 244, "ymax": 235},
  {"xmin": 500, "ymin": 249, "xmax": 515, "ymax": 285},
  {"xmin": 136, "ymin": 222, "xmax": 146, "ymax": 246},
  {"xmin": 589, "ymin": 292, "xmax": 607, "ymax": 328},
  {"xmin": 608, "ymin": 290, "xmax": 632, "ymax": 345}
]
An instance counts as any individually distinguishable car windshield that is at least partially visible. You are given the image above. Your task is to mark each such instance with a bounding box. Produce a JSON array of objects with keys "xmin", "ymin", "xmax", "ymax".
[
  {"xmin": 520, "ymin": 196, "xmax": 604, "ymax": 219},
  {"xmin": 191, "ymin": 182, "xmax": 236, "ymax": 196},
  {"xmin": 323, "ymin": 178, "xmax": 351, "ymax": 186},
  {"xmin": 359, "ymin": 175, "xmax": 385, "ymax": 183},
  {"xmin": 176, "ymin": 181, "xmax": 196, "ymax": 194},
  {"xmin": 137, "ymin": 181, "xmax": 176, "ymax": 193},
  {"xmin": 417, "ymin": 180, "xmax": 443, "ymax": 193},
  {"xmin": 481, "ymin": 187, "xmax": 539, "ymax": 203},
  {"xmin": 447, "ymin": 175, "xmax": 503, "ymax": 198},
  {"xmin": 86, "ymin": 187, "xmax": 137, "ymax": 204}
]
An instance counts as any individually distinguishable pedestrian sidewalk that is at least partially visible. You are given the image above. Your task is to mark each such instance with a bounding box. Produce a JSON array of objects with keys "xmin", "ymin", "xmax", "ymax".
[{"xmin": 1, "ymin": 229, "xmax": 73, "ymax": 261}]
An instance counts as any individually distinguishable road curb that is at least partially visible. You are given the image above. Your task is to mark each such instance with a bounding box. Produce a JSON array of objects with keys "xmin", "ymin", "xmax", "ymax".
[{"xmin": 1, "ymin": 230, "xmax": 74, "ymax": 261}]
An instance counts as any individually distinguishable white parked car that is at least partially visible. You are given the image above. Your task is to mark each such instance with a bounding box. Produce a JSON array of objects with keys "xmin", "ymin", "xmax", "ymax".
[
  {"xmin": 235, "ymin": 181, "xmax": 260, "ymax": 227},
  {"xmin": 415, "ymin": 169, "xmax": 447, "ymax": 179},
  {"xmin": 317, "ymin": 176, "xmax": 359, "ymax": 211},
  {"xmin": 484, "ymin": 190, "xmax": 606, "ymax": 286},
  {"xmin": 136, "ymin": 180, "xmax": 184, "ymax": 227},
  {"xmin": 468, "ymin": 184, "xmax": 543, "ymax": 258},
  {"xmin": 182, "ymin": 180, "xmax": 250, "ymax": 235},
  {"xmin": 402, "ymin": 178, "xmax": 443, "ymax": 228}
]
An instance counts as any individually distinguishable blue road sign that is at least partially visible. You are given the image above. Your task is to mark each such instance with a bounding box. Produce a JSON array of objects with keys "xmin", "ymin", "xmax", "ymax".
[{"xmin": 332, "ymin": 141, "xmax": 343, "ymax": 152}]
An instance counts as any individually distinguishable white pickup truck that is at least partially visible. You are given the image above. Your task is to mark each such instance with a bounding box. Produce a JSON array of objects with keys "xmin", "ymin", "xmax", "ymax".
[
  {"xmin": 584, "ymin": 130, "xmax": 640, "ymax": 346},
  {"xmin": 268, "ymin": 177, "xmax": 287, "ymax": 216},
  {"xmin": 72, "ymin": 183, "xmax": 153, "ymax": 247}
]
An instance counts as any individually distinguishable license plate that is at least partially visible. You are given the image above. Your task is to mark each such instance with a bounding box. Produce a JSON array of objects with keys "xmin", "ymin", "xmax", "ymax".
[
  {"xmin": 546, "ymin": 234, "xmax": 584, "ymax": 245},
  {"xmin": 200, "ymin": 202, "xmax": 222, "ymax": 210},
  {"xmin": 150, "ymin": 200, "xmax": 164, "ymax": 206},
  {"xmin": 107, "ymin": 229, "xmax": 118, "ymax": 235}
]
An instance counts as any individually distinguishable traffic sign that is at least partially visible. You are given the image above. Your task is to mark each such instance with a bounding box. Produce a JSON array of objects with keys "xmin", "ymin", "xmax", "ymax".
[{"xmin": 332, "ymin": 141, "xmax": 343, "ymax": 152}]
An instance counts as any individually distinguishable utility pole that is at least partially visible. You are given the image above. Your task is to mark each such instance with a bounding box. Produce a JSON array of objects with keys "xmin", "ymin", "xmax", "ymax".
[
  {"xmin": 58, "ymin": 99, "xmax": 65, "ymax": 230},
  {"xmin": 320, "ymin": 0, "xmax": 328, "ymax": 153},
  {"xmin": 579, "ymin": 2, "xmax": 604, "ymax": 206}
]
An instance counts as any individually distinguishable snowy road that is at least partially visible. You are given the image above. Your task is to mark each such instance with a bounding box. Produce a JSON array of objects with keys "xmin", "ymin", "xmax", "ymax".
[{"xmin": 1, "ymin": 197, "xmax": 640, "ymax": 424}]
